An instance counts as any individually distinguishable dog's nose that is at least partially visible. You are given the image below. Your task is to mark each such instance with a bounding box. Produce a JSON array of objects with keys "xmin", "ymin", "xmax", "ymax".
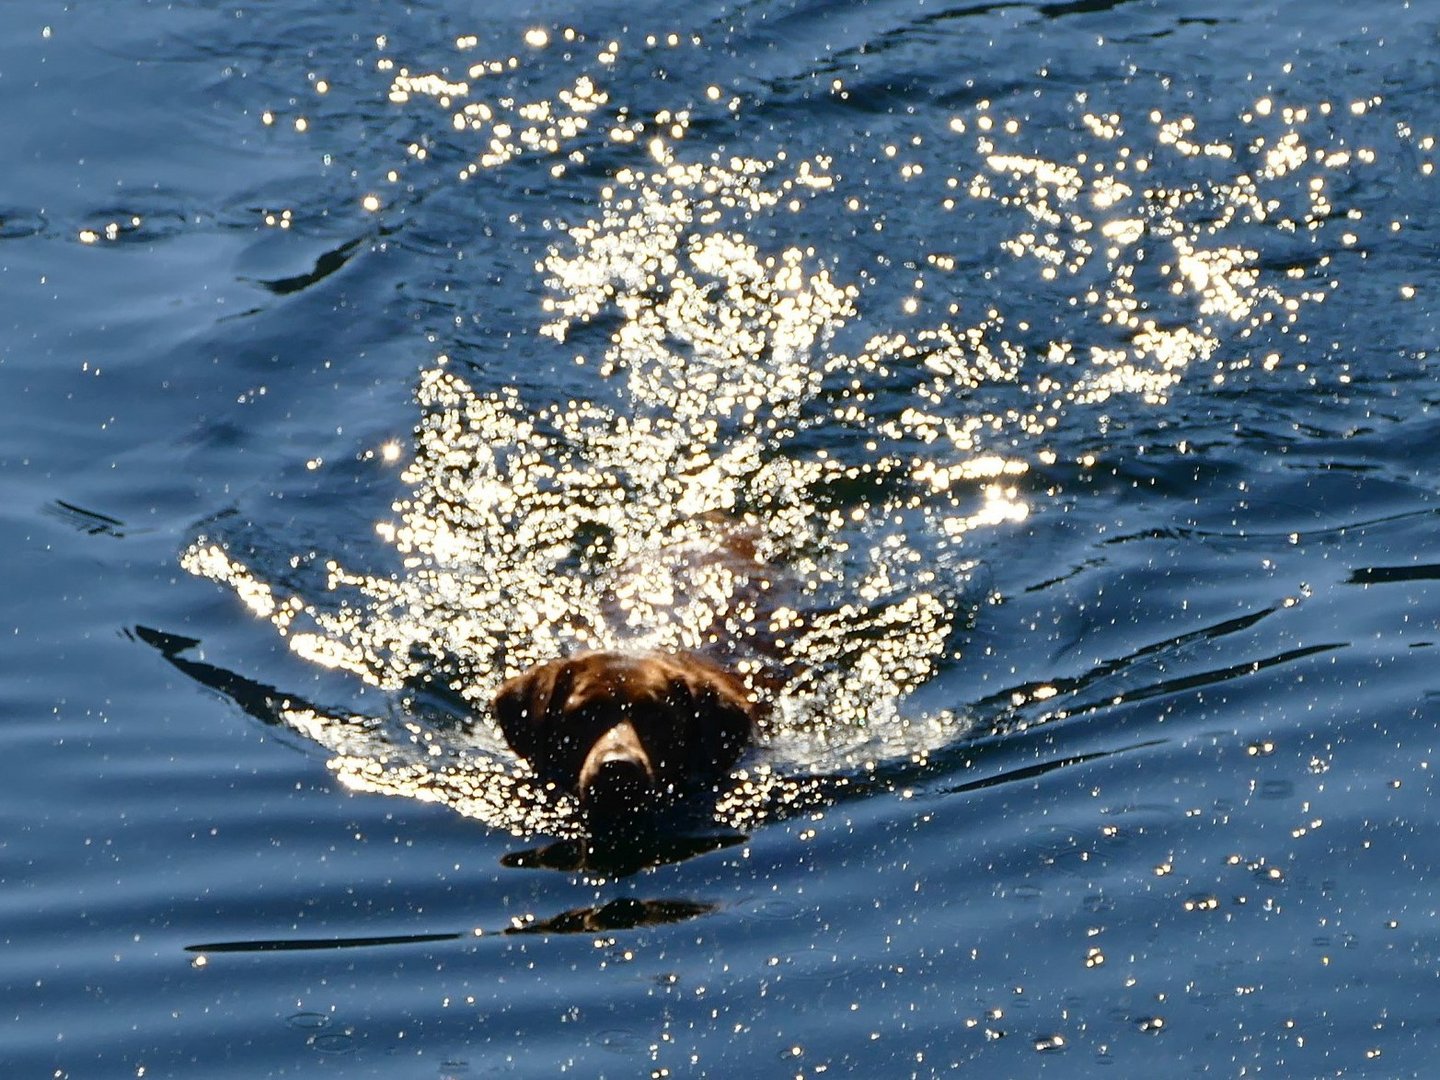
[
  {"xmin": 577, "ymin": 722, "xmax": 656, "ymax": 817},
  {"xmin": 580, "ymin": 755, "xmax": 654, "ymax": 817}
]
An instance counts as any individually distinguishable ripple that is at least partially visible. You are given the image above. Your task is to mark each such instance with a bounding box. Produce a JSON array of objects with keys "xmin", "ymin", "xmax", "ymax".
[
  {"xmin": 286, "ymin": 1012, "xmax": 331, "ymax": 1031},
  {"xmin": 738, "ymin": 896, "xmax": 804, "ymax": 921},
  {"xmin": 309, "ymin": 1030, "xmax": 357, "ymax": 1054},
  {"xmin": 1258, "ymin": 780, "xmax": 1295, "ymax": 800},
  {"xmin": 591, "ymin": 1027, "xmax": 649, "ymax": 1055},
  {"xmin": 0, "ymin": 206, "xmax": 46, "ymax": 239}
]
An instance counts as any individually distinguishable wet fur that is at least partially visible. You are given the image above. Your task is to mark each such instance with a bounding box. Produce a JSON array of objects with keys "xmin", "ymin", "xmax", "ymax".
[{"xmin": 492, "ymin": 649, "xmax": 759, "ymax": 822}]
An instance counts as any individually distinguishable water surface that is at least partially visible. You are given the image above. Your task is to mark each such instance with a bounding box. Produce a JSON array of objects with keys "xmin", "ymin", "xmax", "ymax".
[{"xmin": 4, "ymin": 0, "xmax": 1440, "ymax": 1075}]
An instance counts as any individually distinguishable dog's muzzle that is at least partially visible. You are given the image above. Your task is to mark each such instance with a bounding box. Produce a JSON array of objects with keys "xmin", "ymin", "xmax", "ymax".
[{"xmin": 577, "ymin": 721, "xmax": 657, "ymax": 817}]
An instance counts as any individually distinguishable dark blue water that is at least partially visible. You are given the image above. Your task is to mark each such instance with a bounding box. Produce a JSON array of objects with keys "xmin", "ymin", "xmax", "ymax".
[{"xmin": 5, "ymin": 1, "xmax": 1440, "ymax": 1075}]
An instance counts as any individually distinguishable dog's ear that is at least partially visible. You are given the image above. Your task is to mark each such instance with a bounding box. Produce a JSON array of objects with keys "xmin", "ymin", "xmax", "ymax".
[
  {"xmin": 695, "ymin": 676, "xmax": 756, "ymax": 770},
  {"xmin": 493, "ymin": 659, "xmax": 574, "ymax": 772},
  {"xmin": 667, "ymin": 660, "xmax": 756, "ymax": 775}
]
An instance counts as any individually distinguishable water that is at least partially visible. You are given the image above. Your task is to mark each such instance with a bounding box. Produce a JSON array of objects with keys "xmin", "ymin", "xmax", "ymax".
[{"xmin": 4, "ymin": 0, "xmax": 1440, "ymax": 1075}]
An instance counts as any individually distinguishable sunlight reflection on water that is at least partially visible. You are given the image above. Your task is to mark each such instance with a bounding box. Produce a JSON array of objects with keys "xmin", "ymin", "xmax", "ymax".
[{"xmin": 182, "ymin": 23, "xmax": 1416, "ymax": 838}]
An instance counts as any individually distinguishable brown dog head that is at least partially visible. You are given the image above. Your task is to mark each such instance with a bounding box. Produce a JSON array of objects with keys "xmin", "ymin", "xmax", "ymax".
[{"xmin": 492, "ymin": 651, "xmax": 757, "ymax": 821}]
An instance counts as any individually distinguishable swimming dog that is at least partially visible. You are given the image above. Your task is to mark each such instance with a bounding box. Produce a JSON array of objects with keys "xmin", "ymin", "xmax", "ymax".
[{"xmin": 492, "ymin": 648, "xmax": 759, "ymax": 823}]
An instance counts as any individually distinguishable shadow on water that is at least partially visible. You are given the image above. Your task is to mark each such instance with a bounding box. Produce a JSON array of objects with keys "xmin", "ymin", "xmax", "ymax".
[
  {"xmin": 1348, "ymin": 563, "xmax": 1440, "ymax": 585},
  {"xmin": 134, "ymin": 625, "xmax": 304, "ymax": 729},
  {"xmin": 42, "ymin": 499, "xmax": 132, "ymax": 539},
  {"xmin": 185, "ymin": 898, "xmax": 718, "ymax": 955},
  {"xmin": 500, "ymin": 833, "xmax": 748, "ymax": 876},
  {"xmin": 248, "ymin": 233, "xmax": 366, "ymax": 296}
]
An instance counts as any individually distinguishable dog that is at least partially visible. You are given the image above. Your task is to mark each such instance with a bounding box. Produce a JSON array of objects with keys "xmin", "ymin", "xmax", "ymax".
[{"xmin": 492, "ymin": 649, "xmax": 760, "ymax": 824}]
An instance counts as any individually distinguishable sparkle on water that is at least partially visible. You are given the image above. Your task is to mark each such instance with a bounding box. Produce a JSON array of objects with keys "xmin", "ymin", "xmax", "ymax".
[{"xmin": 184, "ymin": 26, "xmax": 1403, "ymax": 838}]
